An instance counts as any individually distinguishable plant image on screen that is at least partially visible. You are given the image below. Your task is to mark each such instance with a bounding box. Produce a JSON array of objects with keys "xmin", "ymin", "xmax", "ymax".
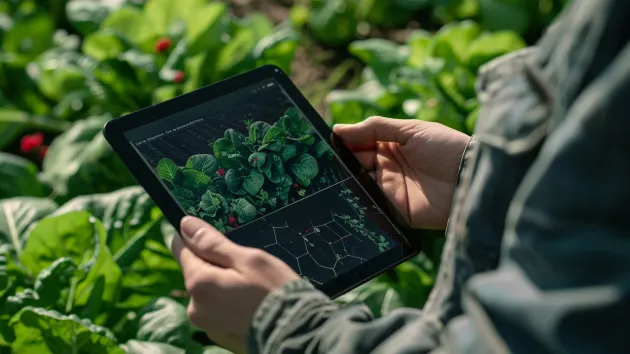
[{"xmin": 155, "ymin": 107, "xmax": 334, "ymax": 232}]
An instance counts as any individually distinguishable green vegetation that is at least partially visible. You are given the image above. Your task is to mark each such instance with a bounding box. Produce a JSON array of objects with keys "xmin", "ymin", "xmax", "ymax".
[
  {"xmin": 157, "ymin": 107, "xmax": 334, "ymax": 232},
  {"xmin": 0, "ymin": 0, "xmax": 568, "ymax": 352}
]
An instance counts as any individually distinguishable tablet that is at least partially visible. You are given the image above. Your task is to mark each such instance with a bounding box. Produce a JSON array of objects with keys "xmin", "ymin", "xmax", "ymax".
[{"xmin": 104, "ymin": 65, "xmax": 422, "ymax": 298}]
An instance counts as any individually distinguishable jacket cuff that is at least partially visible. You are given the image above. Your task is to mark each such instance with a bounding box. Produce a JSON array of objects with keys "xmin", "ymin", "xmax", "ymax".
[
  {"xmin": 247, "ymin": 279, "xmax": 338, "ymax": 354},
  {"xmin": 455, "ymin": 135, "xmax": 477, "ymax": 188}
]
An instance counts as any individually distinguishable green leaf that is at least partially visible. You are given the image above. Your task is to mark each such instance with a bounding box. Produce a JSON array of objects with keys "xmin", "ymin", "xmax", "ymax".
[
  {"xmin": 308, "ymin": 0, "xmax": 359, "ymax": 46},
  {"xmin": 275, "ymin": 174, "xmax": 293, "ymax": 201},
  {"xmin": 0, "ymin": 152, "xmax": 45, "ymax": 199},
  {"xmin": 20, "ymin": 212, "xmax": 122, "ymax": 307},
  {"xmin": 465, "ymin": 30, "xmax": 526, "ymax": 71},
  {"xmin": 280, "ymin": 143, "xmax": 297, "ymax": 162},
  {"xmin": 280, "ymin": 107, "xmax": 312, "ymax": 139},
  {"xmin": 32, "ymin": 49, "xmax": 91, "ymax": 103},
  {"xmin": 187, "ymin": 3, "xmax": 228, "ymax": 55},
  {"xmin": 260, "ymin": 126, "xmax": 285, "ymax": 152},
  {"xmin": 248, "ymin": 152, "xmax": 267, "ymax": 168},
  {"xmin": 243, "ymin": 169, "xmax": 264, "ymax": 196},
  {"xmin": 113, "ymin": 239, "xmax": 183, "ymax": 312},
  {"xmin": 314, "ymin": 141, "xmax": 332, "ymax": 159},
  {"xmin": 430, "ymin": 21, "xmax": 481, "ymax": 67},
  {"xmin": 263, "ymin": 155, "xmax": 285, "ymax": 184},
  {"xmin": 291, "ymin": 153, "xmax": 319, "ymax": 186},
  {"xmin": 182, "ymin": 169, "xmax": 210, "ymax": 190},
  {"xmin": 225, "ymin": 169, "xmax": 246, "ymax": 196},
  {"xmin": 122, "ymin": 340, "xmax": 185, "ymax": 354},
  {"xmin": 32, "ymin": 258, "xmax": 77, "ymax": 308},
  {"xmin": 253, "ymin": 28, "xmax": 300, "ymax": 73},
  {"xmin": 144, "ymin": 0, "xmax": 207, "ymax": 36},
  {"xmin": 40, "ymin": 116, "xmax": 137, "ymax": 203},
  {"xmin": 186, "ymin": 154, "xmax": 219, "ymax": 176},
  {"xmin": 225, "ymin": 154, "xmax": 249, "ymax": 170},
  {"xmin": 349, "ymin": 39, "xmax": 409, "ymax": 89},
  {"xmin": 212, "ymin": 137, "xmax": 234, "ymax": 166},
  {"xmin": 136, "ymin": 297, "xmax": 189, "ymax": 348},
  {"xmin": 10, "ymin": 307, "xmax": 124, "ymax": 354},
  {"xmin": 199, "ymin": 191, "xmax": 228, "ymax": 218},
  {"xmin": 232, "ymin": 198, "xmax": 257, "ymax": 224},
  {"xmin": 101, "ymin": 6, "xmax": 155, "ymax": 46},
  {"xmin": 478, "ymin": 0, "xmax": 530, "ymax": 35},
  {"xmin": 54, "ymin": 186, "xmax": 163, "ymax": 257},
  {"xmin": 0, "ymin": 197, "xmax": 57, "ymax": 257},
  {"xmin": 2, "ymin": 13, "xmax": 54, "ymax": 66},
  {"xmin": 153, "ymin": 85, "xmax": 179, "ymax": 104},
  {"xmin": 407, "ymin": 30, "xmax": 433, "ymax": 68},
  {"xmin": 82, "ymin": 30, "xmax": 131, "ymax": 61},
  {"xmin": 66, "ymin": 0, "xmax": 122, "ymax": 37},
  {"xmin": 248, "ymin": 121, "xmax": 271, "ymax": 144},
  {"xmin": 157, "ymin": 158, "xmax": 179, "ymax": 182},
  {"xmin": 225, "ymin": 129, "xmax": 251, "ymax": 156}
]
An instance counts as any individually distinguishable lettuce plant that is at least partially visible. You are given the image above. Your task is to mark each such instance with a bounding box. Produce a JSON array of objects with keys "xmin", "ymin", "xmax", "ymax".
[
  {"xmin": 157, "ymin": 108, "xmax": 333, "ymax": 232},
  {"xmin": 325, "ymin": 21, "xmax": 525, "ymax": 134}
]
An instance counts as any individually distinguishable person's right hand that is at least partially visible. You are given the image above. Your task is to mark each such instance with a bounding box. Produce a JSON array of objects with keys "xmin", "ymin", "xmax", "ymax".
[{"xmin": 333, "ymin": 117, "xmax": 470, "ymax": 230}]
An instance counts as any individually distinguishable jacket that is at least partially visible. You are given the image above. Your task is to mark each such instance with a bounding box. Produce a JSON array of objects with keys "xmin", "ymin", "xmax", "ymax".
[{"xmin": 247, "ymin": 1, "xmax": 630, "ymax": 352}]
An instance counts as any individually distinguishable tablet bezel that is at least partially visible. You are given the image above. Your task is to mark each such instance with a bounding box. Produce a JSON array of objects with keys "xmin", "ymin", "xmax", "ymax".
[{"xmin": 104, "ymin": 64, "xmax": 424, "ymax": 298}]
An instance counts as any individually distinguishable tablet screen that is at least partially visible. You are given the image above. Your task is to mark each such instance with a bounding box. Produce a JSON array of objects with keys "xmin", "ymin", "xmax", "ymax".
[{"xmin": 124, "ymin": 78, "xmax": 404, "ymax": 285}]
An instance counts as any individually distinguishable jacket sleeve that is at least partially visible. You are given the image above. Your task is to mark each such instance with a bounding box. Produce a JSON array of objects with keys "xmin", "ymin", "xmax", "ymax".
[{"xmin": 246, "ymin": 135, "xmax": 479, "ymax": 354}]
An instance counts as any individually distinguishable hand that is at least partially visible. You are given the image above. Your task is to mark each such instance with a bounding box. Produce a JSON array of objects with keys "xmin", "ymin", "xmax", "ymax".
[
  {"xmin": 171, "ymin": 216, "xmax": 300, "ymax": 354},
  {"xmin": 333, "ymin": 117, "xmax": 470, "ymax": 229}
]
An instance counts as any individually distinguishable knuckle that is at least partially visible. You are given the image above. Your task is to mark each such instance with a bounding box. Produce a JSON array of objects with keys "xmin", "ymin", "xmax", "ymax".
[
  {"xmin": 184, "ymin": 273, "xmax": 205, "ymax": 295},
  {"xmin": 246, "ymin": 249, "xmax": 270, "ymax": 268},
  {"xmin": 364, "ymin": 116, "xmax": 385, "ymax": 125},
  {"xmin": 186, "ymin": 303, "xmax": 201, "ymax": 326}
]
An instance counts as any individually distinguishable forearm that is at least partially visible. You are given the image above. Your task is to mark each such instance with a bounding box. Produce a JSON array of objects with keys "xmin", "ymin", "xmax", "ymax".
[{"xmin": 247, "ymin": 280, "xmax": 443, "ymax": 354}]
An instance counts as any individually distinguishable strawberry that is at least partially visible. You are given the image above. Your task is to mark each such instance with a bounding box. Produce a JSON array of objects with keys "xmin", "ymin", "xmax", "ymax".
[
  {"xmin": 20, "ymin": 132, "xmax": 44, "ymax": 153},
  {"xmin": 173, "ymin": 70, "xmax": 185, "ymax": 83},
  {"xmin": 217, "ymin": 168, "xmax": 226, "ymax": 177},
  {"xmin": 154, "ymin": 37, "xmax": 172, "ymax": 54}
]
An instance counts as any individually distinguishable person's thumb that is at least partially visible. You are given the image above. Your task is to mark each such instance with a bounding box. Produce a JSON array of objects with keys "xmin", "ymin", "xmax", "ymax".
[
  {"xmin": 333, "ymin": 116, "xmax": 421, "ymax": 149},
  {"xmin": 179, "ymin": 216, "xmax": 241, "ymax": 268}
]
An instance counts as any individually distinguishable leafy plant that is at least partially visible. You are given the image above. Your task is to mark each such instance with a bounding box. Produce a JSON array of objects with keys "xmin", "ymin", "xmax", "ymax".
[
  {"xmin": 157, "ymin": 107, "xmax": 334, "ymax": 232},
  {"xmin": 326, "ymin": 21, "xmax": 525, "ymax": 134}
]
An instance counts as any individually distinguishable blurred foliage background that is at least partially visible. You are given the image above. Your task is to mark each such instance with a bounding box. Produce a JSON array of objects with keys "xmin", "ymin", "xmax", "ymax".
[{"xmin": 0, "ymin": 0, "xmax": 568, "ymax": 353}]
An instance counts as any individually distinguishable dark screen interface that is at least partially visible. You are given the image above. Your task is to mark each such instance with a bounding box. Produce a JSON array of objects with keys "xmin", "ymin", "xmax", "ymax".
[{"xmin": 125, "ymin": 79, "xmax": 402, "ymax": 285}]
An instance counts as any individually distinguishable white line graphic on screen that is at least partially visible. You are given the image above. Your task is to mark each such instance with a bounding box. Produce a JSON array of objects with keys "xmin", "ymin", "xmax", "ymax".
[{"xmin": 256, "ymin": 181, "xmax": 393, "ymax": 285}]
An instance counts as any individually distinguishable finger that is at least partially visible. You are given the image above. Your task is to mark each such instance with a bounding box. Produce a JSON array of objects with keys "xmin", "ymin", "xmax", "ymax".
[
  {"xmin": 354, "ymin": 150, "xmax": 376, "ymax": 171},
  {"xmin": 171, "ymin": 234, "xmax": 217, "ymax": 281},
  {"xmin": 180, "ymin": 216, "xmax": 243, "ymax": 268},
  {"xmin": 376, "ymin": 142, "xmax": 413, "ymax": 226},
  {"xmin": 369, "ymin": 171, "xmax": 376, "ymax": 180},
  {"xmin": 333, "ymin": 116, "xmax": 423, "ymax": 150}
]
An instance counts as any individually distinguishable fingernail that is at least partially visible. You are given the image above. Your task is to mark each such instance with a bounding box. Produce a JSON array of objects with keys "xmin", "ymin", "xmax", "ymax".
[{"xmin": 180, "ymin": 216, "xmax": 207, "ymax": 239}]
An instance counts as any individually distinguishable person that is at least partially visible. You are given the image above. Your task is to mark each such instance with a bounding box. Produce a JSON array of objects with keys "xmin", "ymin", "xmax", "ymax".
[{"xmin": 170, "ymin": 0, "xmax": 630, "ymax": 353}]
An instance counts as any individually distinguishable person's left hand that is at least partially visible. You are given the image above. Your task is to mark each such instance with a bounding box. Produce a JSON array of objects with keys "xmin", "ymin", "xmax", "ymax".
[{"xmin": 171, "ymin": 216, "xmax": 300, "ymax": 354}]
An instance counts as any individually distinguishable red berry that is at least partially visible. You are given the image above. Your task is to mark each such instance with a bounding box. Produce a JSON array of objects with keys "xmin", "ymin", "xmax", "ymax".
[
  {"xmin": 173, "ymin": 70, "xmax": 185, "ymax": 83},
  {"xmin": 232, "ymin": 222, "xmax": 239, "ymax": 228},
  {"xmin": 20, "ymin": 132, "xmax": 44, "ymax": 153},
  {"xmin": 292, "ymin": 183, "xmax": 299, "ymax": 189},
  {"xmin": 154, "ymin": 37, "xmax": 172, "ymax": 54},
  {"xmin": 228, "ymin": 215, "xmax": 237, "ymax": 224},
  {"xmin": 217, "ymin": 168, "xmax": 226, "ymax": 177},
  {"xmin": 39, "ymin": 145, "xmax": 49, "ymax": 159}
]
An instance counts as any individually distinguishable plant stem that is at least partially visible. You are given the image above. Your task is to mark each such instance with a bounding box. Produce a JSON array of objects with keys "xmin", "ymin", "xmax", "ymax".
[{"xmin": 65, "ymin": 277, "xmax": 79, "ymax": 313}]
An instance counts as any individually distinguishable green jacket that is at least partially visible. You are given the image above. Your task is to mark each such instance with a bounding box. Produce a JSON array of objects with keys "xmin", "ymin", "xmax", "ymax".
[{"xmin": 247, "ymin": 1, "xmax": 630, "ymax": 352}]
